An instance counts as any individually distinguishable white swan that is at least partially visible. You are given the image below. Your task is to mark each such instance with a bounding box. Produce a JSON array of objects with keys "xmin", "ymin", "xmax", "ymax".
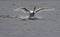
[{"xmin": 14, "ymin": 6, "xmax": 54, "ymax": 19}]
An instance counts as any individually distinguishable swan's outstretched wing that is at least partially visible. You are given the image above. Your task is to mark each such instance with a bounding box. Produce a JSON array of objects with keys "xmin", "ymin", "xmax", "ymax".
[
  {"xmin": 21, "ymin": 8, "xmax": 30, "ymax": 13},
  {"xmin": 14, "ymin": 7, "xmax": 31, "ymax": 13},
  {"xmin": 35, "ymin": 8, "xmax": 55, "ymax": 13},
  {"xmin": 35, "ymin": 8, "xmax": 49, "ymax": 13}
]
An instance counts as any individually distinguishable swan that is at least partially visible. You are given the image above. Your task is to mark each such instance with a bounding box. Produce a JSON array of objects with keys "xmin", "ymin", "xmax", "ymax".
[{"xmin": 14, "ymin": 6, "xmax": 54, "ymax": 19}]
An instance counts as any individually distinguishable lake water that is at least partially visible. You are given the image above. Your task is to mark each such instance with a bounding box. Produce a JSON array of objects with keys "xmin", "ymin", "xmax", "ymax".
[{"xmin": 0, "ymin": 0, "xmax": 60, "ymax": 37}]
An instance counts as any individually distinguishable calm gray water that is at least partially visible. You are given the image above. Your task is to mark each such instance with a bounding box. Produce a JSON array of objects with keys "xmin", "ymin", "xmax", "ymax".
[{"xmin": 0, "ymin": 0, "xmax": 60, "ymax": 37}]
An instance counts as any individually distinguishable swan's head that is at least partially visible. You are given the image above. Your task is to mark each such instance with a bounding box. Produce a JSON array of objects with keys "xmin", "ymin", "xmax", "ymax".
[{"xmin": 30, "ymin": 11, "xmax": 33, "ymax": 13}]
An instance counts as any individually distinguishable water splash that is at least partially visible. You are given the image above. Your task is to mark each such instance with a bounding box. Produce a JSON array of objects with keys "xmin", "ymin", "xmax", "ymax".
[{"xmin": 0, "ymin": 15, "xmax": 44, "ymax": 20}]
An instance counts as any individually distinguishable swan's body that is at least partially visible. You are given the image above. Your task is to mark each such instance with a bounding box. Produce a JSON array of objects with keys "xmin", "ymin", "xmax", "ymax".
[{"xmin": 20, "ymin": 6, "xmax": 49, "ymax": 19}]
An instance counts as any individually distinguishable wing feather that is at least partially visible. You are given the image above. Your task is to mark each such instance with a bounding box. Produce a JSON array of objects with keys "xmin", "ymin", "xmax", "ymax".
[
  {"xmin": 21, "ymin": 8, "xmax": 30, "ymax": 13},
  {"xmin": 14, "ymin": 7, "xmax": 31, "ymax": 13},
  {"xmin": 35, "ymin": 8, "xmax": 48, "ymax": 13},
  {"xmin": 33, "ymin": 6, "xmax": 36, "ymax": 11}
]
